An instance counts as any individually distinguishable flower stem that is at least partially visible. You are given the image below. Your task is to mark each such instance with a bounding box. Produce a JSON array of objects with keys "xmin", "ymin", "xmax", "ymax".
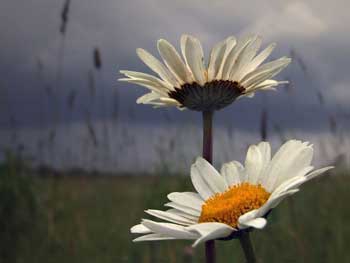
[
  {"xmin": 202, "ymin": 111, "xmax": 213, "ymax": 163},
  {"xmin": 202, "ymin": 110, "xmax": 215, "ymax": 263},
  {"xmin": 239, "ymin": 232, "xmax": 257, "ymax": 263},
  {"xmin": 205, "ymin": 240, "xmax": 216, "ymax": 263}
]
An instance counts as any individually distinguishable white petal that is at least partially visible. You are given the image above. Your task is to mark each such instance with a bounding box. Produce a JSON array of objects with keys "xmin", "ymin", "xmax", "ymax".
[
  {"xmin": 248, "ymin": 79, "xmax": 287, "ymax": 93},
  {"xmin": 166, "ymin": 209, "xmax": 199, "ymax": 221},
  {"xmin": 271, "ymin": 166, "xmax": 315, "ymax": 197},
  {"xmin": 145, "ymin": 209, "xmax": 195, "ymax": 225},
  {"xmin": 137, "ymin": 48, "xmax": 179, "ymax": 88},
  {"xmin": 167, "ymin": 192, "xmax": 204, "ymax": 211},
  {"xmin": 223, "ymin": 35, "xmax": 255, "ymax": 80},
  {"xmin": 230, "ymin": 36, "xmax": 262, "ymax": 81},
  {"xmin": 245, "ymin": 145, "xmax": 263, "ymax": 185},
  {"xmin": 220, "ymin": 161, "xmax": 242, "ymax": 187},
  {"xmin": 157, "ymin": 39, "xmax": 193, "ymax": 84},
  {"xmin": 136, "ymin": 92, "xmax": 162, "ymax": 104},
  {"xmin": 215, "ymin": 37, "xmax": 237, "ymax": 79},
  {"xmin": 142, "ymin": 219, "xmax": 198, "ymax": 239},
  {"xmin": 131, "ymin": 224, "xmax": 152, "ymax": 234},
  {"xmin": 165, "ymin": 202, "xmax": 201, "ymax": 217},
  {"xmin": 133, "ymin": 233, "xmax": 178, "ymax": 242},
  {"xmin": 261, "ymin": 140, "xmax": 312, "ymax": 192},
  {"xmin": 207, "ymin": 39, "xmax": 226, "ymax": 81},
  {"xmin": 270, "ymin": 175, "xmax": 308, "ymax": 199},
  {"xmin": 120, "ymin": 70, "xmax": 173, "ymax": 91},
  {"xmin": 257, "ymin": 189, "xmax": 299, "ymax": 216},
  {"xmin": 242, "ymin": 43, "xmax": 276, "ymax": 75},
  {"xmin": 191, "ymin": 157, "xmax": 226, "ymax": 199},
  {"xmin": 119, "ymin": 70, "xmax": 173, "ymax": 95},
  {"xmin": 306, "ymin": 166, "xmax": 333, "ymax": 181},
  {"xmin": 241, "ymin": 218, "xmax": 267, "ymax": 229},
  {"xmin": 241, "ymin": 57, "xmax": 291, "ymax": 89},
  {"xmin": 190, "ymin": 164, "xmax": 214, "ymax": 200},
  {"xmin": 208, "ymin": 36, "xmax": 237, "ymax": 81},
  {"xmin": 181, "ymin": 35, "xmax": 206, "ymax": 85},
  {"xmin": 274, "ymin": 145, "xmax": 314, "ymax": 189},
  {"xmin": 158, "ymin": 97, "xmax": 181, "ymax": 106},
  {"xmin": 238, "ymin": 210, "xmax": 267, "ymax": 229},
  {"xmin": 119, "ymin": 78, "xmax": 169, "ymax": 96},
  {"xmin": 257, "ymin": 141, "xmax": 271, "ymax": 164},
  {"xmin": 187, "ymin": 223, "xmax": 234, "ymax": 247}
]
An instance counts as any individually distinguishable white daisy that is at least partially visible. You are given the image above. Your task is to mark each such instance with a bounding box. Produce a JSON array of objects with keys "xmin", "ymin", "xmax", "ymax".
[
  {"xmin": 119, "ymin": 34, "xmax": 291, "ymax": 111},
  {"xmin": 131, "ymin": 140, "xmax": 332, "ymax": 247}
]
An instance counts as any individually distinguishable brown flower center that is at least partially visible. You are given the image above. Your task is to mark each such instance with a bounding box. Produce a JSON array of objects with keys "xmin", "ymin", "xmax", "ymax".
[{"xmin": 168, "ymin": 80, "xmax": 245, "ymax": 111}]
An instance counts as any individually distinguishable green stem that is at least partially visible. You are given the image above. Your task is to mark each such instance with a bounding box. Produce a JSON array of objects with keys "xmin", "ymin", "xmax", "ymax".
[
  {"xmin": 202, "ymin": 111, "xmax": 215, "ymax": 263},
  {"xmin": 239, "ymin": 232, "xmax": 257, "ymax": 263}
]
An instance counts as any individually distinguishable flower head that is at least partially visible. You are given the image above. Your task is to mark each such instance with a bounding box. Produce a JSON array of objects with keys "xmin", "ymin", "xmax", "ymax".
[
  {"xmin": 120, "ymin": 34, "xmax": 291, "ymax": 111},
  {"xmin": 131, "ymin": 140, "xmax": 332, "ymax": 247}
]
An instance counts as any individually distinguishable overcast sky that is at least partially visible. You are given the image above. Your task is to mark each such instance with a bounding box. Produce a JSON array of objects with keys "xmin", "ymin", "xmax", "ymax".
[{"xmin": 1, "ymin": 0, "xmax": 350, "ymax": 131}]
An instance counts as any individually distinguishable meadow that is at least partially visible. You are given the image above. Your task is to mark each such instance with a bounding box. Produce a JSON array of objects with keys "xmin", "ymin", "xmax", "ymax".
[
  {"xmin": 1, "ymin": 1, "xmax": 350, "ymax": 262},
  {"xmin": 1, "ymin": 157, "xmax": 349, "ymax": 263}
]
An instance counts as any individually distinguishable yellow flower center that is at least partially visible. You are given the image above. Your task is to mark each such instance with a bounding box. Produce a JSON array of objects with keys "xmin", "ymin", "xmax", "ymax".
[{"xmin": 198, "ymin": 183, "xmax": 270, "ymax": 228}]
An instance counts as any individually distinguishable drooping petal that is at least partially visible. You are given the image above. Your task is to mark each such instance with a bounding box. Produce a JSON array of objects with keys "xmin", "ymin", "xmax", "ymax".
[
  {"xmin": 187, "ymin": 222, "xmax": 234, "ymax": 247},
  {"xmin": 257, "ymin": 189, "xmax": 300, "ymax": 216},
  {"xmin": 272, "ymin": 166, "xmax": 314, "ymax": 195},
  {"xmin": 238, "ymin": 210, "xmax": 267, "ymax": 229},
  {"xmin": 305, "ymin": 166, "xmax": 333, "ymax": 181}
]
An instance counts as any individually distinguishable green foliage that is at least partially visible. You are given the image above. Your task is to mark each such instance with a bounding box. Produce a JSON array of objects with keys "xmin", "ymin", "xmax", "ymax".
[
  {"xmin": 0, "ymin": 167, "xmax": 349, "ymax": 262},
  {"xmin": 0, "ymin": 153, "xmax": 43, "ymax": 263}
]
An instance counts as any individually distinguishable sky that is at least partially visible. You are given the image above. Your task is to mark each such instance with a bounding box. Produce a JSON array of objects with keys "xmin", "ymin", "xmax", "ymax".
[{"xmin": 0, "ymin": 0, "xmax": 349, "ymax": 171}]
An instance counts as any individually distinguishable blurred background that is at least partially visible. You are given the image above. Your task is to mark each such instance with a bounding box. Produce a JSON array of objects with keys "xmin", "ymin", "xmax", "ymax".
[{"xmin": 0, "ymin": 0, "xmax": 349, "ymax": 262}]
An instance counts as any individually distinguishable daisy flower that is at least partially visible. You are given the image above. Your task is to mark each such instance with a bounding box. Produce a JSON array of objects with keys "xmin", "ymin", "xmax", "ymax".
[
  {"xmin": 131, "ymin": 140, "xmax": 332, "ymax": 247},
  {"xmin": 119, "ymin": 34, "xmax": 291, "ymax": 111}
]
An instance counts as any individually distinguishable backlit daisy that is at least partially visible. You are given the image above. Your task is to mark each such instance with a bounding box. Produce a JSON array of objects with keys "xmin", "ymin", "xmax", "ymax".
[
  {"xmin": 119, "ymin": 34, "xmax": 291, "ymax": 111},
  {"xmin": 131, "ymin": 140, "xmax": 332, "ymax": 247}
]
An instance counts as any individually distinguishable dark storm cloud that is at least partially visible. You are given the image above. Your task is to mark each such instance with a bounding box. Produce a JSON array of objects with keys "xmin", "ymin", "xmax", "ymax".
[{"xmin": 0, "ymin": 0, "xmax": 349, "ymax": 132}]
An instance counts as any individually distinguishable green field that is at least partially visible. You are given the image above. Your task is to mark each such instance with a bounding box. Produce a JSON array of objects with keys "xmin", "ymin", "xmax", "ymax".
[{"xmin": 1, "ymin": 165, "xmax": 350, "ymax": 263}]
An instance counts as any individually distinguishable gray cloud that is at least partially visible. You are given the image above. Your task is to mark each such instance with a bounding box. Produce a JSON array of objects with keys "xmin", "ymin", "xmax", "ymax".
[{"xmin": 0, "ymin": 0, "xmax": 349, "ymax": 133}]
